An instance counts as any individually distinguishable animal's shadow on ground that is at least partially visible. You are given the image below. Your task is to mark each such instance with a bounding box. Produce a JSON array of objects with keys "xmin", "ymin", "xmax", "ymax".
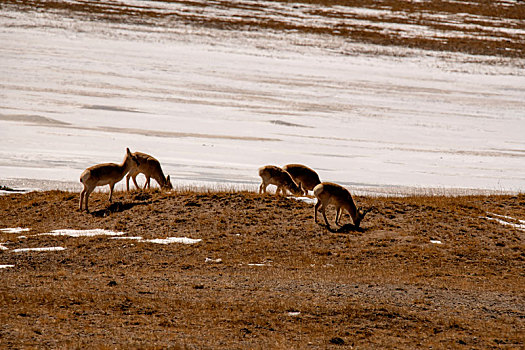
[
  {"xmin": 322, "ymin": 223, "xmax": 365, "ymax": 233},
  {"xmin": 91, "ymin": 200, "xmax": 152, "ymax": 217}
]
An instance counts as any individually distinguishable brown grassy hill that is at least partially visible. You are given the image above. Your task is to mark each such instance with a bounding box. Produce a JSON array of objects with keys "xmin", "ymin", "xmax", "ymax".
[{"xmin": 0, "ymin": 190, "xmax": 524, "ymax": 348}]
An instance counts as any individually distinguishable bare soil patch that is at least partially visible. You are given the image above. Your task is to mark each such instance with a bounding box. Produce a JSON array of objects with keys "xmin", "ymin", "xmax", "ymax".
[{"xmin": 1, "ymin": 190, "xmax": 523, "ymax": 348}]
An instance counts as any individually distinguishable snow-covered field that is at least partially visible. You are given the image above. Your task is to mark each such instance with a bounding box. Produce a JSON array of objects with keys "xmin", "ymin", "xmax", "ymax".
[{"xmin": 1, "ymin": 2, "xmax": 524, "ymax": 195}]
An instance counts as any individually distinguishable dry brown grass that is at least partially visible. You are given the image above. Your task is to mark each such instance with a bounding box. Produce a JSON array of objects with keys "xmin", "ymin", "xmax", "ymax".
[{"xmin": 0, "ymin": 189, "xmax": 523, "ymax": 348}]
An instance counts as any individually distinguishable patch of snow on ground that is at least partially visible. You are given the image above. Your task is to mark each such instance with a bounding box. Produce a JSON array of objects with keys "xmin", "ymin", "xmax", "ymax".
[
  {"xmin": 1, "ymin": 4, "xmax": 524, "ymax": 194},
  {"xmin": 143, "ymin": 237, "xmax": 202, "ymax": 245},
  {"xmin": 485, "ymin": 215, "xmax": 525, "ymax": 231},
  {"xmin": 42, "ymin": 229, "xmax": 125, "ymax": 237},
  {"xmin": 488, "ymin": 213, "xmax": 525, "ymax": 225},
  {"xmin": 96, "ymin": 235, "xmax": 202, "ymax": 244},
  {"xmin": 0, "ymin": 265, "xmax": 15, "ymax": 269},
  {"xmin": 0, "ymin": 244, "xmax": 9, "ymax": 250},
  {"xmin": 289, "ymin": 196, "xmax": 317, "ymax": 204},
  {"xmin": 13, "ymin": 247, "xmax": 66, "ymax": 252},
  {"xmin": 0, "ymin": 228, "xmax": 31, "ymax": 233},
  {"xmin": 430, "ymin": 240, "xmax": 443, "ymax": 244}
]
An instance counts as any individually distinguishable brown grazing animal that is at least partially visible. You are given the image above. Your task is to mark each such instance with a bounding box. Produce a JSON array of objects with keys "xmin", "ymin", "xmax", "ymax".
[
  {"xmin": 313, "ymin": 182, "xmax": 370, "ymax": 229},
  {"xmin": 126, "ymin": 152, "xmax": 172, "ymax": 191},
  {"xmin": 258, "ymin": 165, "xmax": 302, "ymax": 196},
  {"xmin": 282, "ymin": 164, "xmax": 321, "ymax": 196},
  {"xmin": 79, "ymin": 148, "xmax": 139, "ymax": 212}
]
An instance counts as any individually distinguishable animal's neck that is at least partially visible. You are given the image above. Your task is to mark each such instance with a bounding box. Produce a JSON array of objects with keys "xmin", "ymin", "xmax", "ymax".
[
  {"xmin": 345, "ymin": 198, "xmax": 358, "ymax": 221},
  {"xmin": 118, "ymin": 157, "xmax": 132, "ymax": 176},
  {"xmin": 154, "ymin": 167, "xmax": 166, "ymax": 186}
]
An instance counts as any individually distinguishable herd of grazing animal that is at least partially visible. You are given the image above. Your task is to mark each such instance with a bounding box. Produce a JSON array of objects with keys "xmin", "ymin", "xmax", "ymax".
[
  {"xmin": 79, "ymin": 149, "xmax": 369, "ymax": 229},
  {"xmin": 258, "ymin": 164, "xmax": 369, "ymax": 229}
]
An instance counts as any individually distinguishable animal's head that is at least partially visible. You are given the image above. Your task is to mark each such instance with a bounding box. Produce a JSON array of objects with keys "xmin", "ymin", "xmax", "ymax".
[
  {"xmin": 163, "ymin": 175, "xmax": 173, "ymax": 190},
  {"xmin": 289, "ymin": 181, "xmax": 303, "ymax": 196},
  {"xmin": 354, "ymin": 207, "xmax": 372, "ymax": 228},
  {"xmin": 126, "ymin": 148, "xmax": 140, "ymax": 167}
]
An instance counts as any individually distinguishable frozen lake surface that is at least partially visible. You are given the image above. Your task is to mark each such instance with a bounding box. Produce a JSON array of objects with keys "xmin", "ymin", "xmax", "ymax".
[{"xmin": 1, "ymin": 1, "xmax": 524, "ymax": 195}]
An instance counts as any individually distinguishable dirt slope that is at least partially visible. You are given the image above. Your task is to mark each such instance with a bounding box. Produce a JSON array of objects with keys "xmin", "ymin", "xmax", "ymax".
[{"xmin": 0, "ymin": 190, "xmax": 524, "ymax": 348}]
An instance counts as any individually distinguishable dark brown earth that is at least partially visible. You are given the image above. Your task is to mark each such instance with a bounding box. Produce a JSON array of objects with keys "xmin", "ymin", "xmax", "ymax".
[
  {"xmin": 4, "ymin": 0, "xmax": 525, "ymax": 58},
  {"xmin": 0, "ymin": 189, "xmax": 524, "ymax": 348}
]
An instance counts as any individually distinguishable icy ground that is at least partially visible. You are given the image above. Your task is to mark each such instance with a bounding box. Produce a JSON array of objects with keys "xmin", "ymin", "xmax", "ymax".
[{"xmin": 1, "ymin": 4, "xmax": 524, "ymax": 195}]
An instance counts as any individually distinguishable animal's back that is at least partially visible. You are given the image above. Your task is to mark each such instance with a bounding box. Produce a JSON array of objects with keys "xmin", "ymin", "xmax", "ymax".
[
  {"xmin": 135, "ymin": 152, "xmax": 158, "ymax": 163},
  {"xmin": 133, "ymin": 152, "xmax": 161, "ymax": 173},
  {"xmin": 314, "ymin": 182, "xmax": 350, "ymax": 204},
  {"xmin": 80, "ymin": 163, "xmax": 121, "ymax": 186},
  {"xmin": 259, "ymin": 165, "xmax": 289, "ymax": 183},
  {"xmin": 283, "ymin": 164, "xmax": 321, "ymax": 190}
]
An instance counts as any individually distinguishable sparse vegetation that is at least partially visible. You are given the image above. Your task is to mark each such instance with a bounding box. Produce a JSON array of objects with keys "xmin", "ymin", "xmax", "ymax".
[{"xmin": 0, "ymin": 189, "xmax": 523, "ymax": 348}]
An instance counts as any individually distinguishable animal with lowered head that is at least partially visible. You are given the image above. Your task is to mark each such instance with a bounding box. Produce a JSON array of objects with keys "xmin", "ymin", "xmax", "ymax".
[
  {"xmin": 313, "ymin": 182, "xmax": 370, "ymax": 229},
  {"xmin": 258, "ymin": 165, "xmax": 302, "ymax": 196},
  {"xmin": 282, "ymin": 163, "xmax": 321, "ymax": 196},
  {"xmin": 126, "ymin": 152, "xmax": 172, "ymax": 191}
]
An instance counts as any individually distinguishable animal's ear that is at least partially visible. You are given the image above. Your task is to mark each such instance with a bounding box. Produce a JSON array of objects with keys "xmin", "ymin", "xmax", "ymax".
[{"xmin": 129, "ymin": 150, "xmax": 139, "ymax": 165}]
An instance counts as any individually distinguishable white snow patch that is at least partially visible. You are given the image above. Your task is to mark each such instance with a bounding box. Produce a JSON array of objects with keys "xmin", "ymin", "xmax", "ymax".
[
  {"xmin": 0, "ymin": 265, "xmax": 15, "ymax": 269},
  {"xmin": 247, "ymin": 263, "xmax": 266, "ymax": 266},
  {"xmin": 289, "ymin": 196, "xmax": 317, "ymax": 205},
  {"xmin": 1, "ymin": 2, "xmax": 524, "ymax": 195},
  {"xmin": 111, "ymin": 236, "xmax": 143, "ymax": 240},
  {"xmin": 485, "ymin": 216, "xmax": 525, "ymax": 231},
  {"xmin": 287, "ymin": 311, "xmax": 301, "ymax": 316},
  {"xmin": 13, "ymin": 247, "xmax": 66, "ymax": 252},
  {"xmin": 143, "ymin": 237, "xmax": 202, "ymax": 245},
  {"xmin": 430, "ymin": 240, "xmax": 443, "ymax": 244},
  {"xmin": 488, "ymin": 213, "xmax": 525, "ymax": 225},
  {"xmin": 1, "ymin": 227, "xmax": 30, "ymax": 233},
  {"xmin": 205, "ymin": 257, "xmax": 223, "ymax": 263},
  {"xmin": 42, "ymin": 229, "xmax": 125, "ymax": 237},
  {"xmin": 111, "ymin": 236, "xmax": 202, "ymax": 244},
  {"xmin": 0, "ymin": 244, "xmax": 9, "ymax": 250}
]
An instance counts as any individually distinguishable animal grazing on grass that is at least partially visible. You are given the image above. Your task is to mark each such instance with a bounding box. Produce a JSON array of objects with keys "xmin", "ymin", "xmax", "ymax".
[
  {"xmin": 258, "ymin": 165, "xmax": 302, "ymax": 196},
  {"xmin": 79, "ymin": 148, "xmax": 139, "ymax": 212},
  {"xmin": 282, "ymin": 164, "xmax": 321, "ymax": 196},
  {"xmin": 126, "ymin": 152, "xmax": 172, "ymax": 191},
  {"xmin": 313, "ymin": 182, "xmax": 370, "ymax": 229}
]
